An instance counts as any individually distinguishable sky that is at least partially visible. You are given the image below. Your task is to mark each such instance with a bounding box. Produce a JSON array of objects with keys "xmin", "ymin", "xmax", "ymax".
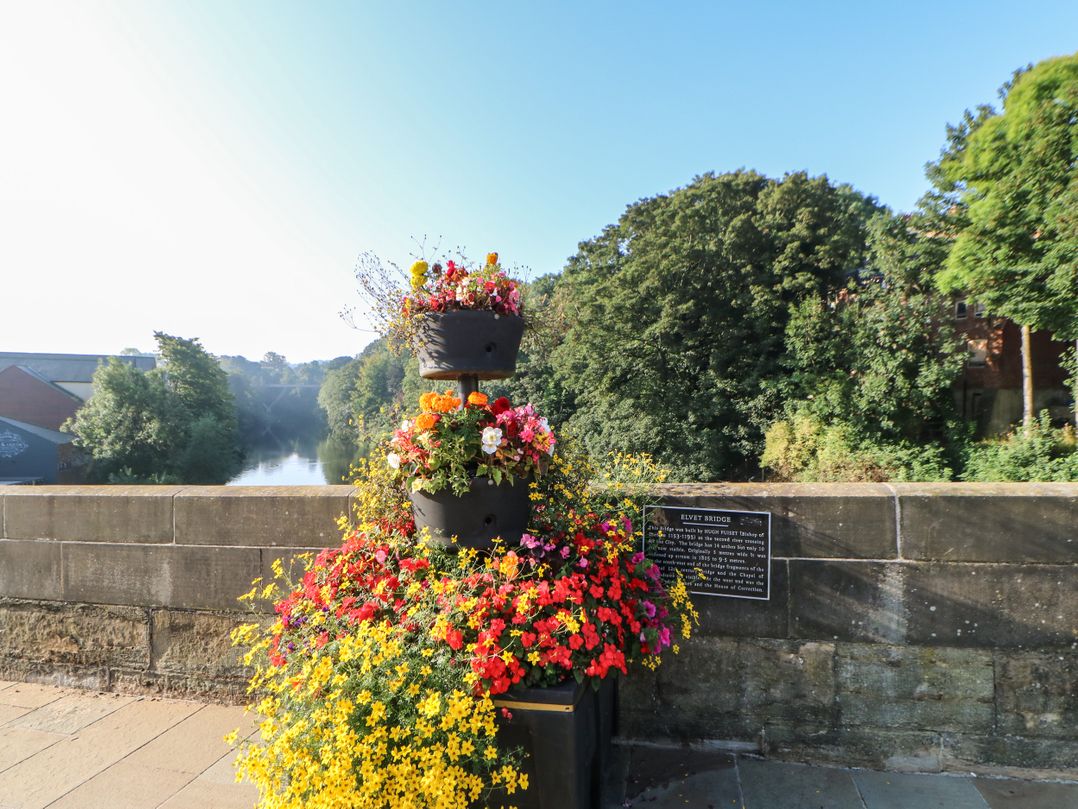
[{"xmin": 1, "ymin": 1, "xmax": 1076, "ymax": 363}]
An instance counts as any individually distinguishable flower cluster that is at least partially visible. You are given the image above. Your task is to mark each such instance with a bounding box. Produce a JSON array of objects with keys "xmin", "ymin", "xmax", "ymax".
[
  {"xmin": 406, "ymin": 252, "xmax": 522, "ymax": 318},
  {"xmin": 388, "ymin": 391, "xmax": 555, "ymax": 496}
]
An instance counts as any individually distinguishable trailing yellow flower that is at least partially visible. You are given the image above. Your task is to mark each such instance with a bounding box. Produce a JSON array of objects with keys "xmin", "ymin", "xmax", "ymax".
[{"xmin": 409, "ymin": 260, "xmax": 429, "ymax": 290}]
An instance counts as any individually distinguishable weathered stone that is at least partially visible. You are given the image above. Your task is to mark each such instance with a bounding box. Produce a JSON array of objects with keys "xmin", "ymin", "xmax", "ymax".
[
  {"xmin": 836, "ymin": 644, "xmax": 994, "ymax": 733},
  {"xmin": 654, "ymin": 483, "xmax": 897, "ymax": 559},
  {"xmin": 994, "ymin": 650, "xmax": 1078, "ymax": 740},
  {"xmin": 852, "ymin": 770, "xmax": 987, "ymax": 808},
  {"xmin": 0, "ymin": 659, "xmax": 109, "ymax": 692},
  {"xmin": 174, "ymin": 486, "xmax": 351, "ymax": 548},
  {"xmin": 694, "ymin": 560, "xmax": 789, "ymax": 639},
  {"xmin": 790, "ymin": 561, "xmax": 906, "ymax": 643},
  {"xmin": 0, "ymin": 540, "xmax": 61, "ymax": 600},
  {"xmin": 0, "ymin": 601, "xmax": 148, "ymax": 667},
  {"xmin": 2, "ymin": 486, "xmax": 182, "ymax": 543},
  {"xmin": 906, "ymin": 563, "xmax": 1078, "ymax": 648},
  {"xmin": 943, "ymin": 733, "xmax": 1078, "ymax": 778},
  {"xmin": 761, "ymin": 725, "xmax": 944, "ymax": 772},
  {"xmin": 62, "ymin": 544, "xmax": 261, "ymax": 610},
  {"xmin": 150, "ymin": 609, "xmax": 250, "ymax": 678},
  {"xmin": 895, "ymin": 482, "xmax": 1078, "ymax": 563},
  {"xmin": 740, "ymin": 640, "xmax": 835, "ymax": 729}
]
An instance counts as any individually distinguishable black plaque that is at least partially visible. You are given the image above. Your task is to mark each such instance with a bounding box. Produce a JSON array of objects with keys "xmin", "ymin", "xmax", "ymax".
[{"xmin": 643, "ymin": 505, "xmax": 771, "ymax": 600}]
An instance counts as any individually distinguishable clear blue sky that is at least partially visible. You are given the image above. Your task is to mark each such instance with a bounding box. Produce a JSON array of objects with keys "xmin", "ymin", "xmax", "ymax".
[{"xmin": 2, "ymin": 1, "xmax": 1076, "ymax": 361}]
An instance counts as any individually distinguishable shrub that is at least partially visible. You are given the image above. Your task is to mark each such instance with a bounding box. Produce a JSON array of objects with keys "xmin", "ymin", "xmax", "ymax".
[{"xmin": 961, "ymin": 413, "xmax": 1078, "ymax": 482}]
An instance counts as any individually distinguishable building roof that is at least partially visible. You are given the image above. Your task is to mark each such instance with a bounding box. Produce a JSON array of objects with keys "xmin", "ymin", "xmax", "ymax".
[
  {"xmin": 0, "ymin": 364, "xmax": 83, "ymax": 402},
  {"xmin": 0, "ymin": 352, "xmax": 156, "ymax": 383},
  {"xmin": 0, "ymin": 416, "xmax": 75, "ymax": 445}
]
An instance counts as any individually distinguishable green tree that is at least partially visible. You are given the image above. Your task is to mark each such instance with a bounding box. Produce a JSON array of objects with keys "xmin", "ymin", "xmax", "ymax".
[
  {"xmin": 931, "ymin": 55, "xmax": 1078, "ymax": 431},
  {"xmin": 67, "ymin": 334, "xmax": 242, "ymax": 483},
  {"xmin": 549, "ymin": 170, "xmax": 881, "ymax": 480}
]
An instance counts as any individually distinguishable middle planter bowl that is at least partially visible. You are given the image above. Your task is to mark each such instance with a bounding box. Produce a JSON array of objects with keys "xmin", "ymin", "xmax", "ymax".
[
  {"xmin": 416, "ymin": 310, "xmax": 525, "ymax": 380},
  {"xmin": 409, "ymin": 475, "xmax": 531, "ymax": 551}
]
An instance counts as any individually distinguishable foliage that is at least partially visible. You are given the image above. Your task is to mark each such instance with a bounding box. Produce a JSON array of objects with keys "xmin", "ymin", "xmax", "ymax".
[
  {"xmin": 761, "ymin": 411, "xmax": 954, "ymax": 483},
  {"xmin": 232, "ymin": 443, "xmax": 693, "ymax": 808},
  {"xmin": 221, "ymin": 352, "xmax": 332, "ymax": 443},
  {"xmin": 547, "ymin": 170, "xmax": 881, "ymax": 480},
  {"xmin": 931, "ymin": 55, "xmax": 1078, "ymax": 342},
  {"xmin": 961, "ymin": 413, "xmax": 1078, "ymax": 482},
  {"xmin": 66, "ymin": 333, "xmax": 242, "ymax": 484},
  {"xmin": 388, "ymin": 392, "xmax": 555, "ymax": 495}
]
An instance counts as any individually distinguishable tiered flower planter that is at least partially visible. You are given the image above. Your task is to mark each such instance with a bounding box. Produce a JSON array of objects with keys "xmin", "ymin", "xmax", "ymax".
[{"xmin": 411, "ymin": 309, "xmax": 610, "ymax": 809}]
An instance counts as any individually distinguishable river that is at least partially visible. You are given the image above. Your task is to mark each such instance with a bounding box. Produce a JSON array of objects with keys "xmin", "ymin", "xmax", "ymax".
[{"xmin": 227, "ymin": 436, "xmax": 360, "ymax": 486}]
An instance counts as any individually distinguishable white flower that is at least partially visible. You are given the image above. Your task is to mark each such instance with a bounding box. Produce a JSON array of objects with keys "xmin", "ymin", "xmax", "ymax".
[
  {"xmin": 481, "ymin": 426, "xmax": 503, "ymax": 455},
  {"xmin": 386, "ymin": 452, "xmax": 401, "ymax": 470},
  {"xmin": 400, "ymin": 419, "xmax": 412, "ymax": 431}
]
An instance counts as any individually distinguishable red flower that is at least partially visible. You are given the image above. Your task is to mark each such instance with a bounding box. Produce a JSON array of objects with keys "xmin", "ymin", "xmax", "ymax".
[{"xmin": 491, "ymin": 396, "xmax": 511, "ymax": 415}]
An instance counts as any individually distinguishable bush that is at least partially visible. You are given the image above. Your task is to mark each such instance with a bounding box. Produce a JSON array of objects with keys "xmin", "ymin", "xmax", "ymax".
[
  {"xmin": 961, "ymin": 413, "xmax": 1078, "ymax": 482},
  {"xmin": 761, "ymin": 413, "xmax": 953, "ymax": 482}
]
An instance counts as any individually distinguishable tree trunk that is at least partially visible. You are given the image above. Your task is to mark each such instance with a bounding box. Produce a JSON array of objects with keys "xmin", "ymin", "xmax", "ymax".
[
  {"xmin": 1073, "ymin": 338, "xmax": 1078, "ymax": 432},
  {"xmin": 1021, "ymin": 324, "xmax": 1034, "ymax": 436}
]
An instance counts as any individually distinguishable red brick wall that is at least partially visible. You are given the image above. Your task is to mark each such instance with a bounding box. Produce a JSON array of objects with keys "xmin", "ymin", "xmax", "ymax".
[
  {"xmin": 0, "ymin": 366, "xmax": 82, "ymax": 431},
  {"xmin": 955, "ymin": 316, "xmax": 1068, "ymax": 390}
]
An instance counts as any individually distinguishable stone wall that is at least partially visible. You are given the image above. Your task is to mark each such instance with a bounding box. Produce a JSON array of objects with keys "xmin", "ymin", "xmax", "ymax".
[{"xmin": 0, "ymin": 483, "xmax": 1075, "ymax": 777}]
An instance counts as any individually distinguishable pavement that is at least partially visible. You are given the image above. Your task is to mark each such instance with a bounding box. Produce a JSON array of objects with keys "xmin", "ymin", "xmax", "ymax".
[{"xmin": 1, "ymin": 681, "xmax": 1076, "ymax": 809}]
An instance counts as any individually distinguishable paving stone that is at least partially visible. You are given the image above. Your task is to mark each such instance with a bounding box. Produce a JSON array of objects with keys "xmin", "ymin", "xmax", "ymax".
[
  {"xmin": 852, "ymin": 771, "xmax": 990, "ymax": 809},
  {"xmin": 974, "ymin": 778, "xmax": 1078, "ymax": 808},
  {"xmin": 0, "ymin": 682, "xmax": 70, "ymax": 709},
  {"xmin": 0, "ymin": 705, "xmax": 31, "ymax": 727},
  {"xmin": 739, "ymin": 758, "xmax": 866, "ymax": 809},
  {"xmin": 45, "ymin": 761, "xmax": 194, "ymax": 809},
  {"xmin": 124, "ymin": 703, "xmax": 256, "ymax": 775},
  {"xmin": 622, "ymin": 745, "xmax": 737, "ymax": 801},
  {"xmin": 0, "ymin": 726, "xmax": 66, "ymax": 773},
  {"xmin": 9, "ymin": 690, "xmax": 132, "ymax": 734},
  {"xmin": 0, "ymin": 697, "xmax": 200, "ymax": 808},
  {"xmin": 157, "ymin": 778, "xmax": 260, "ymax": 809}
]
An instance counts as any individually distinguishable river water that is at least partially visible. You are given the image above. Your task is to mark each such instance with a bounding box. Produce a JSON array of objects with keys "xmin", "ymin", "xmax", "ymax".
[{"xmin": 227, "ymin": 436, "xmax": 360, "ymax": 486}]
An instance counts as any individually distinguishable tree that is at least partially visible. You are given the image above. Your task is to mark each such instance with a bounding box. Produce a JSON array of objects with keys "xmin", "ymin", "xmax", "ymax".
[
  {"xmin": 931, "ymin": 55, "xmax": 1078, "ymax": 432},
  {"xmin": 66, "ymin": 333, "xmax": 242, "ymax": 483},
  {"xmin": 548, "ymin": 170, "xmax": 881, "ymax": 480}
]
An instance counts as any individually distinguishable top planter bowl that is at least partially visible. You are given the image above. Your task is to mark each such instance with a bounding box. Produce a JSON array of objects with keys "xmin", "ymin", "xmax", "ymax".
[{"xmin": 416, "ymin": 311, "xmax": 524, "ymax": 380}]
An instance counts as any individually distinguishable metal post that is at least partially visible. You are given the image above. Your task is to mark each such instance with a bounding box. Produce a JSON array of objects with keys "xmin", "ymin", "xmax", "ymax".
[{"xmin": 457, "ymin": 374, "xmax": 479, "ymax": 401}]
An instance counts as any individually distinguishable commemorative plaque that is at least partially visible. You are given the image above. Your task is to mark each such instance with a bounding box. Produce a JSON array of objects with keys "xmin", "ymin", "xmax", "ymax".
[{"xmin": 643, "ymin": 505, "xmax": 771, "ymax": 600}]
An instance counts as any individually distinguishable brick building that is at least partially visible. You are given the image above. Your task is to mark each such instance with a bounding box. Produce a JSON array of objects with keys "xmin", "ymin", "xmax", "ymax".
[{"xmin": 951, "ymin": 299, "xmax": 1072, "ymax": 435}]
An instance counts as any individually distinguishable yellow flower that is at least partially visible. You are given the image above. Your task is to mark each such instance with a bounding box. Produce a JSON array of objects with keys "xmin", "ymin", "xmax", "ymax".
[
  {"xmin": 486, "ymin": 252, "xmax": 499, "ymax": 265},
  {"xmin": 409, "ymin": 260, "xmax": 429, "ymax": 290}
]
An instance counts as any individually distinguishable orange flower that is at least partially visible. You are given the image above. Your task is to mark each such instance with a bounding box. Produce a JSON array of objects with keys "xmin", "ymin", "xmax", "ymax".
[
  {"xmin": 419, "ymin": 392, "xmax": 437, "ymax": 412},
  {"xmin": 431, "ymin": 393, "xmax": 461, "ymax": 413},
  {"xmin": 486, "ymin": 252, "xmax": 499, "ymax": 266},
  {"xmin": 414, "ymin": 413, "xmax": 438, "ymax": 431},
  {"xmin": 467, "ymin": 391, "xmax": 489, "ymax": 407}
]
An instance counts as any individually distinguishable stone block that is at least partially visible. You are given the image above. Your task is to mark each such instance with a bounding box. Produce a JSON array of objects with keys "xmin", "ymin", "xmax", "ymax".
[
  {"xmin": 0, "ymin": 600, "xmax": 148, "ymax": 667},
  {"xmin": 762, "ymin": 725, "xmax": 944, "ymax": 771},
  {"xmin": 694, "ymin": 560, "xmax": 789, "ymax": 639},
  {"xmin": 174, "ymin": 486, "xmax": 351, "ymax": 548},
  {"xmin": 906, "ymin": 563, "xmax": 1078, "ymax": 648},
  {"xmin": 0, "ymin": 540, "xmax": 61, "ymax": 600},
  {"xmin": 943, "ymin": 733, "xmax": 1078, "ymax": 778},
  {"xmin": 150, "ymin": 609, "xmax": 250, "ymax": 678},
  {"xmin": 2, "ymin": 486, "xmax": 182, "ymax": 543},
  {"xmin": 994, "ymin": 650, "xmax": 1078, "ymax": 739},
  {"xmin": 790, "ymin": 560, "xmax": 906, "ymax": 643},
  {"xmin": 836, "ymin": 644, "xmax": 993, "ymax": 733},
  {"xmin": 740, "ymin": 639, "xmax": 835, "ymax": 729},
  {"xmin": 654, "ymin": 483, "xmax": 897, "ymax": 559},
  {"xmin": 895, "ymin": 483, "xmax": 1078, "ymax": 563},
  {"xmin": 62, "ymin": 543, "xmax": 261, "ymax": 611}
]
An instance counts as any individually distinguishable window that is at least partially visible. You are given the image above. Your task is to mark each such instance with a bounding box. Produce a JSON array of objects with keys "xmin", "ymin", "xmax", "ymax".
[
  {"xmin": 955, "ymin": 300, "xmax": 968, "ymax": 319},
  {"xmin": 968, "ymin": 338, "xmax": 988, "ymax": 366},
  {"xmin": 973, "ymin": 302, "xmax": 986, "ymax": 318}
]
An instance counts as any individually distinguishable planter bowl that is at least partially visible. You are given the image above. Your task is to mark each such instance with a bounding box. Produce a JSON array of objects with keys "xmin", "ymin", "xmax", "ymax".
[
  {"xmin": 416, "ymin": 310, "xmax": 524, "ymax": 380},
  {"xmin": 409, "ymin": 475, "xmax": 531, "ymax": 550}
]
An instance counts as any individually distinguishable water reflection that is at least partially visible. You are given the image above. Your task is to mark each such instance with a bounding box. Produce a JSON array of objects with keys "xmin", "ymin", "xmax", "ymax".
[{"xmin": 228, "ymin": 435, "xmax": 362, "ymax": 486}]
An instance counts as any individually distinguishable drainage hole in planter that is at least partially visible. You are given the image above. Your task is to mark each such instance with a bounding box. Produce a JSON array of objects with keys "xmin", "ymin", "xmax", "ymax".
[
  {"xmin": 483, "ymin": 514, "xmax": 496, "ymax": 526},
  {"xmin": 484, "ymin": 342, "xmax": 497, "ymax": 354}
]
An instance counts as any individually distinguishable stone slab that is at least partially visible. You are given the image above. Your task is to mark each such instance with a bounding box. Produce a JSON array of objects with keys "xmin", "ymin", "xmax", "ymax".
[
  {"xmin": 157, "ymin": 778, "xmax": 260, "ymax": 809},
  {"xmin": 45, "ymin": 761, "xmax": 194, "ymax": 809},
  {"xmin": 0, "ymin": 682, "xmax": 70, "ymax": 709},
  {"xmin": 852, "ymin": 770, "xmax": 988, "ymax": 809},
  {"xmin": 836, "ymin": 645, "xmax": 994, "ymax": 733},
  {"xmin": 739, "ymin": 758, "xmax": 866, "ymax": 809},
  {"xmin": 0, "ymin": 726, "xmax": 66, "ymax": 774},
  {"xmin": 740, "ymin": 640, "xmax": 835, "ymax": 729},
  {"xmin": 0, "ymin": 540, "xmax": 61, "ymax": 601},
  {"xmin": 906, "ymin": 563, "xmax": 1078, "ymax": 648},
  {"xmin": 124, "ymin": 703, "xmax": 256, "ymax": 775},
  {"xmin": 62, "ymin": 543, "xmax": 262, "ymax": 610},
  {"xmin": 2, "ymin": 486, "xmax": 183, "ymax": 543},
  {"xmin": 655, "ymin": 482, "xmax": 898, "ymax": 558},
  {"xmin": 945, "ymin": 733, "xmax": 1078, "ymax": 777},
  {"xmin": 790, "ymin": 560, "xmax": 906, "ymax": 643},
  {"xmin": 0, "ymin": 697, "xmax": 200, "ymax": 808},
  {"xmin": 0, "ymin": 704, "xmax": 31, "ymax": 726},
  {"xmin": 975, "ymin": 778, "xmax": 1078, "ymax": 809},
  {"xmin": 0, "ymin": 601, "xmax": 149, "ymax": 667},
  {"xmin": 621, "ymin": 744, "xmax": 738, "ymax": 804},
  {"xmin": 694, "ymin": 559, "xmax": 789, "ymax": 638},
  {"xmin": 763, "ymin": 726, "xmax": 945, "ymax": 772},
  {"xmin": 174, "ymin": 485, "xmax": 351, "ymax": 548},
  {"xmin": 894, "ymin": 483, "xmax": 1078, "ymax": 563},
  {"xmin": 9, "ymin": 690, "xmax": 133, "ymax": 734}
]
